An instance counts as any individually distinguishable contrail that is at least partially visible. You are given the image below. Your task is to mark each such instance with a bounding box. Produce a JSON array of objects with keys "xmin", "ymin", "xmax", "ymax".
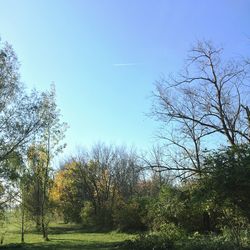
[{"xmin": 113, "ymin": 62, "xmax": 142, "ymax": 67}]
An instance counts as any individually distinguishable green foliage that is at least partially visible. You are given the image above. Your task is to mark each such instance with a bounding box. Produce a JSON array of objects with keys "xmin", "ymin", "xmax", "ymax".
[
  {"xmin": 124, "ymin": 231, "xmax": 250, "ymax": 250},
  {"xmin": 147, "ymin": 184, "xmax": 205, "ymax": 233},
  {"xmin": 122, "ymin": 214, "xmax": 185, "ymax": 250},
  {"xmin": 80, "ymin": 201, "xmax": 95, "ymax": 226},
  {"xmin": 218, "ymin": 208, "xmax": 250, "ymax": 248},
  {"xmin": 113, "ymin": 197, "xmax": 148, "ymax": 232},
  {"xmin": 51, "ymin": 145, "xmax": 143, "ymax": 229},
  {"xmin": 178, "ymin": 233, "xmax": 239, "ymax": 250},
  {"xmin": 192, "ymin": 145, "xmax": 250, "ymax": 246},
  {"xmin": 156, "ymin": 223, "xmax": 186, "ymax": 242},
  {"xmin": 0, "ymin": 211, "xmax": 10, "ymax": 245},
  {"xmin": 203, "ymin": 144, "xmax": 250, "ymax": 221},
  {"xmin": 124, "ymin": 233, "xmax": 174, "ymax": 250}
]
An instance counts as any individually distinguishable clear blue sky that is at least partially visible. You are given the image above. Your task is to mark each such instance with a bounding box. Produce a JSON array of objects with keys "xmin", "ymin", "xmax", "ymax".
[{"xmin": 0, "ymin": 0, "xmax": 249, "ymax": 155}]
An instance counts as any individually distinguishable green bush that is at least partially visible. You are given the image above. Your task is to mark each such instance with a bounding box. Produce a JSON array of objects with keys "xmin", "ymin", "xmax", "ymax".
[
  {"xmin": 113, "ymin": 197, "xmax": 148, "ymax": 231},
  {"xmin": 124, "ymin": 232, "xmax": 249, "ymax": 250},
  {"xmin": 123, "ymin": 233, "xmax": 174, "ymax": 250},
  {"xmin": 123, "ymin": 223, "xmax": 184, "ymax": 250},
  {"xmin": 178, "ymin": 233, "xmax": 245, "ymax": 250},
  {"xmin": 147, "ymin": 185, "xmax": 206, "ymax": 233},
  {"xmin": 157, "ymin": 223, "xmax": 186, "ymax": 241}
]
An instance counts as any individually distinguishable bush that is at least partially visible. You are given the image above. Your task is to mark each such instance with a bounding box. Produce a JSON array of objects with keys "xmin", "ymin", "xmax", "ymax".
[
  {"xmin": 157, "ymin": 223, "xmax": 186, "ymax": 241},
  {"xmin": 113, "ymin": 197, "xmax": 148, "ymax": 231},
  {"xmin": 123, "ymin": 233, "xmax": 174, "ymax": 250},
  {"xmin": 147, "ymin": 185, "xmax": 206, "ymax": 233},
  {"xmin": 123, "ymin": 229, "xmax": 250, "ymax": 250},
  {"xmin": 178, "ymin": 233, "xmax": 245, "ymax": 250},
  {"xmin": 123, "ymin": 223, "xmax": 184, "ymax": 250}
]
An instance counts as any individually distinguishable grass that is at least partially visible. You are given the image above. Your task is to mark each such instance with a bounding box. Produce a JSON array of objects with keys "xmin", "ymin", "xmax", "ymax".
[{"xmin": 0, "ymin": 223, "xmax": 134, "ymax": 250}]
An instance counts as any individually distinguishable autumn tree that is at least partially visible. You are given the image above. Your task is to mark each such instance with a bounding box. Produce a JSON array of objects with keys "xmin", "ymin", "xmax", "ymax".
[
  {"xmin": 51, "ymin": 160, "xmax": 85, "ymax": 223},
  {"xmin": 51, "ymin": 144, "xmax": 143, "ymax": 228}
]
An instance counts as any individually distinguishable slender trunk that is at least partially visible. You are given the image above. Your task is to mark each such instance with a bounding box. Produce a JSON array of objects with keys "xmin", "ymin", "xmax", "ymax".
[
  {"xmin": 41, "ymin": 214, "xmax": 49, "ymax": 241},
  {"xmin": 41, "ymin": 128, "xmax": 51, "ymax": 241},
  {"xmin": 21, "ymin": 206, "xmax": 25, "ymax": 243},
  {"xmin": 36, "ymin": 217, "xmax": 41, "ymax": 231},
  {"xmin": 41, "ymin": 198, "xmax": 49, "ymax": 241}
]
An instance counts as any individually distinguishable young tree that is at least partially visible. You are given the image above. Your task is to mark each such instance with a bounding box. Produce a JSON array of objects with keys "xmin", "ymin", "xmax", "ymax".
[
  {"xmin": 30, "ymin": 86, "xmax": 67, "ymax": 241},
  {"xmin": 16, "ymin": 85, "xmax": 67, "ymax": 241}
]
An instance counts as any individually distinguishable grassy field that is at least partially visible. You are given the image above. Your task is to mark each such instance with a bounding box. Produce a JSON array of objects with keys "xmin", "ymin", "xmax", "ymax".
[{"xmin": 1, "ymin": 223, "xmax": 134, "ymax": 250}]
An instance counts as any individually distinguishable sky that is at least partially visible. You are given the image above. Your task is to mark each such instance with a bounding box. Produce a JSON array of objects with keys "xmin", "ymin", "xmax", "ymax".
[{"xmin": 0, "ymin": 0, "xmax": 250, "ymax": 156}]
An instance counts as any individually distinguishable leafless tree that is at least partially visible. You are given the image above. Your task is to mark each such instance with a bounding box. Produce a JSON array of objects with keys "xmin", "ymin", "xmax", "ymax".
[{"xmin": 151, "ymin": 41, "xmax": 250, "ymax": 178}]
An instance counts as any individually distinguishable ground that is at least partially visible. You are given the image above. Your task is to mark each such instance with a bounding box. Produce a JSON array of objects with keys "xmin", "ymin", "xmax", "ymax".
[{"xmin": 1, "ymin": 223, "xmax": 133, "ymax": 250}]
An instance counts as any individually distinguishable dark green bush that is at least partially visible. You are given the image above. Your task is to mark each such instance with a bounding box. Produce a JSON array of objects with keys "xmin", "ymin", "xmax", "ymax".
[
  {"xmin": 113, "ymin": 197, "xmax": 148, "ymax": 231},
  {"xmin": 123, "ymin": 233, "xmax": 174, "ymax": 250},
  {"xmin": 178, "ymin": 233, "xmax": 247, "ymax": 250},
  {"xmin": 123, "ymin": 232, "xmax": 250, "ymax": 250},
  {"xmin": 147, "ymin": 185, "xmax": 207, "ymax": 233}
]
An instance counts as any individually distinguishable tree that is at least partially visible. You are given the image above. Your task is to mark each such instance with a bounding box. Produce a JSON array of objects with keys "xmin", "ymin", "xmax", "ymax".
[
  {"xmin": 0, "ymin": 38, "xmax": 68, "ymax": 243},
  {"xmin": 191, "ymin": 144, "xmax": 250, "ymax": 247},
  {"xmin": 203, "ymin": 144, "xmax": 250, "ymax": 221},
  {"xmin": 0, "ymin": 40, "xmax": 68, "ymax": 219},
  {"xmin": 25, "ymin": 86, "xmax": 67, "ymax": 241},
  {"xmin": 51, "ymin": 160, "xmax": 85, "ymax": 223},
  {"xmin": 86, "ymin": 144, "xmax": 142, "ymax": 227},
  {"xmin": 51, "ymin": 144, "xmax": 143, "ymax": 228},
  {"xmin": 0, "ymin": 41, "xmax": 51, "ymax": 179},
  {"xmin": 151, "ymin": 41, "xmax": 250, "ymax": 178}
]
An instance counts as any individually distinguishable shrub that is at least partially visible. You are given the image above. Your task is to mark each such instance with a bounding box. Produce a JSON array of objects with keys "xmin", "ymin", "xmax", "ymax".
[
  {"xmin": 123, "ymin": 233, "xmax": 174, "ymax": 250},
  {"xmin": 157, "ymin": 223, "xmax": 186, "ymax": 241},
  {"xmin": 178, "ymin": 233, "xmax": 244, "ymax": 250},
  {"xmin": 113, "ymin": 197, "xmax": 148, "ymax": 231},
  {"xmin": 147, "ymin": 185, "xmax": 205, "ymax": 233}
]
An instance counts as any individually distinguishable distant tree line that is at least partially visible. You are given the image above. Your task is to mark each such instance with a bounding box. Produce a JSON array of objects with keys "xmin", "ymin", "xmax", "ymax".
[{"xmin": 49, "ymin": 144, "xmax": 169, "ymax": 230}]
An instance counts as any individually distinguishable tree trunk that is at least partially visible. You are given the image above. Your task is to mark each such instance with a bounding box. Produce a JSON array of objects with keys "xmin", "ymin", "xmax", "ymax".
[
  {"xmin": 203, "ymin": 211, "xmax": 211, "ymax": 233},
  {"xmin": 21, "ymin": 207, "xmax": 25, "ymax": 243}
]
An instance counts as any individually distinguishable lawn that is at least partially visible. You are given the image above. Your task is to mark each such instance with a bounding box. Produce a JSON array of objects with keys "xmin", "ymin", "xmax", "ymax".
[{"xmin": 1, "ymin": 223, "xmax": 133, "ymax": 250}]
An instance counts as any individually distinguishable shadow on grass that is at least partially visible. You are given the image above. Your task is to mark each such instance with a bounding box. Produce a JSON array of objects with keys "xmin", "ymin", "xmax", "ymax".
[
  {"xmin": 2, "ymin": 224, "xmax": 129, "ymax": 249},
  {"xmin": 48, "ymin": 225, "xmax": 113, "ymax": 235},
  {"xmin": 19, "ymin": 224, "xmax": 113, "ymax": 236},
  {"xmin": 0, "ymin": 241, "xmax": 123, "ymax": 250}
]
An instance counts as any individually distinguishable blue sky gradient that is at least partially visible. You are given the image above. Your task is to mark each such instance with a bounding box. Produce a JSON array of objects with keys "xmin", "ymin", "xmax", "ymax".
[{"xmin": 0, "ymin": 0, "xmax": 249, "ymax": 155}]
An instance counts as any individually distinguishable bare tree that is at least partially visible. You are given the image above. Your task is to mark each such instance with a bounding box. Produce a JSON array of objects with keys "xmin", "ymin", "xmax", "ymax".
[{"xmin": 151, "ymin": 41, "xmax": 250, "ymax": 178}]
